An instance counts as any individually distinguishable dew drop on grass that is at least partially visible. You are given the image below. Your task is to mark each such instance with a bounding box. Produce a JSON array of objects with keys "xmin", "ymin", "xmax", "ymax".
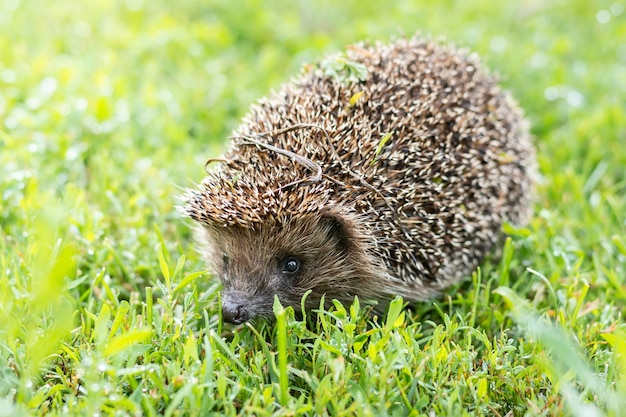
[
  {"xmin": 65, "ymin": 140, "xmax": 87, "ymax": 161},
  {"xmin": 529, "ymin": 52, "xmax": 547, "ymax": 69},
  {"xmin": 65, "ymin": 146, "xmax": 80, "ymax": 161},
  {"xmin": 566, "ymin": 90, "xmax": 585, "ymax": 108},
  {"xmin": 103, "ymin": 383, "xmax": 113, "ymax": 395},
  {"xmin": 40, "ymin": 77, "xmax": 58, "ymax": 96},
  {"xmin": 125, "ymin": 0, "xmax": 144, "ymax": 12},
  {"xmin": 3, "ymin": 0, "xmax": 20, "ymax": 12},
  {"xmin": 572, "ymin": 61, "xmax": 587, "ymax": 77},
  {"xmin": 26, "ymin": 97, "xmax": 42, "ymax": 110},
  {"xmin": 596, "ymin": 9, "xmax": 611, "ymax": 24},
  {"xmin": 134, "ymin": 157, "xmax": 152, "ymax": 171},
  {"xmin": 490, "ymin": 36, "xmax": 507, "ymax": 53},
  {"xmin": 74, "ymin": 98, "xmax": 88, "ymax": 112},
  {"xmin": 544, "ymin": 86, "xmax": 560, "ymax": 101},
  {"xmin": 4, "ymin": 115, "xmax": 17, "ymax": 130},
  {"xmin": 1, "ymin": 69, "xmax": 16, "ymax": 83}
]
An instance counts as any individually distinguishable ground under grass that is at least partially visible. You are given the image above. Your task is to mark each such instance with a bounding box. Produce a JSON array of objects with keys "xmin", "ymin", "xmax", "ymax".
[{"xmin": 1, "ymin": 0, "xmax": 625, "ymax": 416}]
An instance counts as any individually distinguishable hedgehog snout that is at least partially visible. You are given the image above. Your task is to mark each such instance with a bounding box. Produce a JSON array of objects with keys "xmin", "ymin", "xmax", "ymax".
[{"xmin": 221, "ymin": 292, "xmax": 250, "ymax": 324}]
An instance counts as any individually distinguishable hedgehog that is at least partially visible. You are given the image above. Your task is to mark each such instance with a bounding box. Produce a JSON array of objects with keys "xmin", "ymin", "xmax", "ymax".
[{"xmin": 181, "ymin": 36, "xmax": 535, "ymax": 324}]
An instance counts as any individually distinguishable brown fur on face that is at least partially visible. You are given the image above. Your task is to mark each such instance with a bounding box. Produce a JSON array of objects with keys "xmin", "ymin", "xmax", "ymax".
[{"xmin": 199, "ymin": 210, "xmax": 385, "ymax": 322}]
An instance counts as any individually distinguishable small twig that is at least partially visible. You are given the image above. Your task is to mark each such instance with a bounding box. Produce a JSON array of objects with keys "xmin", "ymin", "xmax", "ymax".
[
  {"xmin": 232, "ymin": 124, "xmax": 334, "ymax": 192},
  {"xmin": 204, "ymin": 158, "xmax": 230, "ymax": 174},
  {"xmin": 238, "ymin": 135, "xmax": 322, "ymax": 184}
]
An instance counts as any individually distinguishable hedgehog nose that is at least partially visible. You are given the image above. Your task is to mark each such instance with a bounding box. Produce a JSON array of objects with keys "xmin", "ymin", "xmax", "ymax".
[{"xmin": 222, "ymin": 300, "xmax": 249, "ymax": 324}]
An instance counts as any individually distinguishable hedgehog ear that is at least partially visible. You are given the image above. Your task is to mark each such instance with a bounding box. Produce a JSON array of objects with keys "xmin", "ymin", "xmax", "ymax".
[{"xmin": 319, "ymin": 213, "xmax": 352, "ymax": 254}]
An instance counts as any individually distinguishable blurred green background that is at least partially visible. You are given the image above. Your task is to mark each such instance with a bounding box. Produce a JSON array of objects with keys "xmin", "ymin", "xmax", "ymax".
[
  {"xmin": 1, "ymin": 0, "xmax": 625, "ymax": 415},
  {"xmin": 3, "ymin": 0, "xmax": 624, "ymax": 288}
]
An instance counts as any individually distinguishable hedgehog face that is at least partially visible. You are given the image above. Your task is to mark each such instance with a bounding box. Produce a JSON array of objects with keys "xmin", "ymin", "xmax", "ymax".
[{"xmin": 201, "ymin": 213, "xmax": 362, "ymax": 324}]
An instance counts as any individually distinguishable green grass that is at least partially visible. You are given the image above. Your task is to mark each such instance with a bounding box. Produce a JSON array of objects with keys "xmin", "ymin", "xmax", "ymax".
[{"xmin": 1, "ymin": 0, "xmax": 625, "ymax": 415}]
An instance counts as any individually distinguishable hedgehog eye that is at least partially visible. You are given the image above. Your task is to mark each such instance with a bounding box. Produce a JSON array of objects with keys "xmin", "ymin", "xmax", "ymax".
[
  {"xmin": 280, "ymin": 256, "xmax": 301, "ymax": 275},
  {"xmin": 222, "ymin": 252, "xmax": 229, "ymax": 267}
]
